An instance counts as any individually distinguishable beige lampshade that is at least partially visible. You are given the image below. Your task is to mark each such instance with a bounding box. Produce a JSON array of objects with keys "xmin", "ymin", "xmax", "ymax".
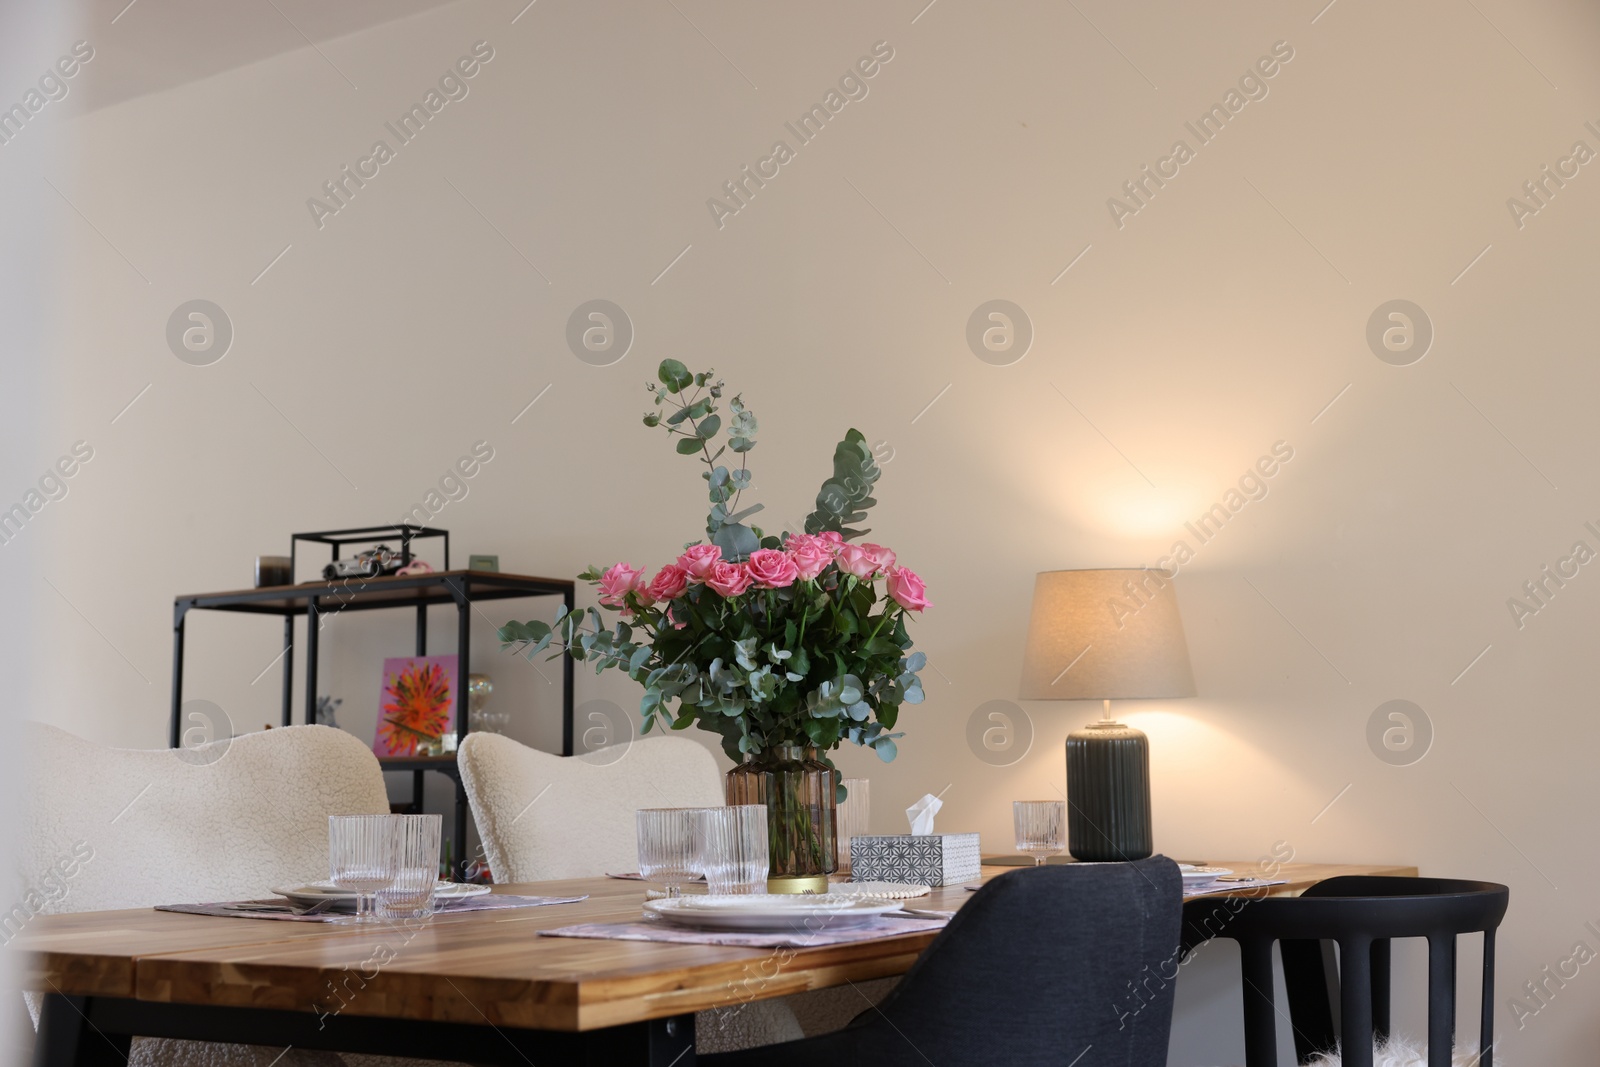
[{"xmin": 1018, "ymin": 568, "xmax": 1195, "ymax": 701}]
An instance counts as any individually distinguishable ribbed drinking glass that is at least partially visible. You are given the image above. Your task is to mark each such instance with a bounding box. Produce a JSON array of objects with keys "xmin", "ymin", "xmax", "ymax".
[
  {"xmin": 836, "ymin": 778, "xmax": 870, "ymax": 877},
  {"xmin": 1013, "ymin": 800, "xmax": 1066, "ymax": 867},
  {"xmin": 636, "ymin": 808, "xmax": 701, "ymax": 898},
  {"xmin": 329, "ymin": 814, "xmax": 398, "ymax": 923},
  {"xmin": 375, "ymin": 814, "xmax": 442, "ymax": 921},
  {"xmin": 693, "ymin": 805, "xmax": 769, "ymax": 895}
]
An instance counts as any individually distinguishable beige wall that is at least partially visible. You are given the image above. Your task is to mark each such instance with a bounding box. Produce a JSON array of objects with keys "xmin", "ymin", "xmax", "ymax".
[{"xmin": 9, "ymin": 0, "xmax": 1600, "ymax": 1060}]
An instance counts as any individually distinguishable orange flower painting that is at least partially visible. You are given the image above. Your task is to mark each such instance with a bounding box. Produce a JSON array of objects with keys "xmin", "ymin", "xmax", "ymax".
[{"xmin": 374, "ymin": 655, "xmax": 457, "ymax": 756}]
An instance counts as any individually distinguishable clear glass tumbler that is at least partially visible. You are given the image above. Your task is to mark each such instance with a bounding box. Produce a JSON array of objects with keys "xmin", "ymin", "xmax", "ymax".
[
  {"xmin": 636, "ymin": 808, "xmax": 701, "ymax": 898},
  {"xmin": 693, "ymin": 805, "xmax": 769, "ymax": 895},
  {"xmin": 836, "ymin": 778, "xmax": 870, "ymax": 878},
  {"xmin": 1013, "ymin": 800, "xmax": 1066, "ymax": 867},
  {"xmin": 329, "ymin": 814, "xmax": 398, "ymax": 923},
  {"xmin": 376, "ymin": 814, "xmax": 442, "ymax": 921}
]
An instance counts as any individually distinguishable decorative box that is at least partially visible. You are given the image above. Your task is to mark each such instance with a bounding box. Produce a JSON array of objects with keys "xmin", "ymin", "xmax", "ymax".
[{"xmin": 847, "ymin": 833, "xmax": 981, "ymax": 887}]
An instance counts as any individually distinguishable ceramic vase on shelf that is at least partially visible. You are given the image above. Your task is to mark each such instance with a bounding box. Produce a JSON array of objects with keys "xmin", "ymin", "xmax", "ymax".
[{"xmin": 725, "ymin": 742, "xmax": 838, "ymax": 894}]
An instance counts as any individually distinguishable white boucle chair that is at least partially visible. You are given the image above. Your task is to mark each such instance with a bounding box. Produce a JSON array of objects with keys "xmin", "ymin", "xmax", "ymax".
[
  {"xmin": 457, "ymin": 731, "xmax": 807, "ymax": 1052},
  {"xmin": 16, "ymin": 723, "xmax": 419, "ymax": 1067},
  {"xmin": 459, "ymin": 731, "xmax": 725, "ymax": 882}
]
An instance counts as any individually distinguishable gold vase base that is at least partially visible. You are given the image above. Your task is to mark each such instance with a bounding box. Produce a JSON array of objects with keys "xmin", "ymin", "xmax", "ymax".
[{"xmin": 766, "ymin": 873, "xmax": 831, "ymax": 895}]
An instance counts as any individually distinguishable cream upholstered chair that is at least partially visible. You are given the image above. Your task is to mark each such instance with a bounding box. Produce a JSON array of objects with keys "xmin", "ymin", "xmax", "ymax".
[
  {"xmin": 459, "ymin": 731, "xmax": 724, "ymax": 882},
  {"xmin": 16, "ymin": 723, "xmax": 401, "ymax": 1067},
  {"xmin": 458, "ymin": 731, "xmax": 806, "ymax": 1052}
]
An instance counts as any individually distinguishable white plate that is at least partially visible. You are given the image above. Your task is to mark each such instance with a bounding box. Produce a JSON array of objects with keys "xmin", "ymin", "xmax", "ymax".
[
  {"xmin": 1178, "ymin": 865, "xmax": 1233, "ymax": 886},
  {"xmin": 270, "ymin": 882, "xmax": 490, "ymax": 911},
  {"xmin": 644, "ymin": 894, "xmax": 903, "ymax": 931},
  {"xmin": 835, "ymin": 881, "xmax": 931, "ymax": 900}
]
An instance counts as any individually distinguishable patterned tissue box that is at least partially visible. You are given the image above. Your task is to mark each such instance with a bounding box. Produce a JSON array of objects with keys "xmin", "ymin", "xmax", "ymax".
[{"xmin": 847, "ymin": 833, "xmax": 982, "ymax": 887}]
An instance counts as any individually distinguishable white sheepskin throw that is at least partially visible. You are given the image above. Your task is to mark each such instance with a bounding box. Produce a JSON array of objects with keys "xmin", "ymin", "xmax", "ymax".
[
  {"xmin": 1302, "ymin": 1038, "xmax": 1494, "ymax": 1067},
  {"xmin": 1208, "ymin": 1039, "xmax": 1496, "ymax": 1067}
]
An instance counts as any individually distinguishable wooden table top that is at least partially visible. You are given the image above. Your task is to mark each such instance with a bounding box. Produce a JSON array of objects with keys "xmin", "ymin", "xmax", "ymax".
[{"xmin": 11, "ymin": 861, "xmax": 1416, "ymax": 1032}]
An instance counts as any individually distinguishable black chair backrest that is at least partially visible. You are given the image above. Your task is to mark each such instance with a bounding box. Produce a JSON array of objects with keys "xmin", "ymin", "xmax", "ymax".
[
  {"xmin": 1182, "ymin": 876, "xmax": 1509, "ymax": 1067},
  {"xmin": 705, "ymin": 856, "xmax": 1182, "ymax": 1067}
]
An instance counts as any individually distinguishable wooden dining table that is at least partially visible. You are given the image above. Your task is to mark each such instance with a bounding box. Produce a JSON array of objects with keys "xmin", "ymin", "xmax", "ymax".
[{"xmin": 15, "ymin": 860, "xmax": 1415, "ymax": 1066}]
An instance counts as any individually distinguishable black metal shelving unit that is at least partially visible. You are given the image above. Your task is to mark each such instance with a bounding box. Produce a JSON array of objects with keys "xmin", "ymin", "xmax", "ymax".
[{"xmin": 169, "ymin": 527, "xmax": 574, "ymax": 879}]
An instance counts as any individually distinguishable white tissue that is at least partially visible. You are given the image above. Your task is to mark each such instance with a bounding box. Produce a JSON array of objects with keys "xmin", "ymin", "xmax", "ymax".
[{"xmin": 907, "ymin": 793, "xmax": 942, "ymax": 835}]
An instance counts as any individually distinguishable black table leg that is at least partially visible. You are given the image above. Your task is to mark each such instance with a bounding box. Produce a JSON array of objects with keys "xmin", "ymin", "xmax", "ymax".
[{"xmin": 35, "ymin": 994, "xmax": 131, "ymax": 1067}]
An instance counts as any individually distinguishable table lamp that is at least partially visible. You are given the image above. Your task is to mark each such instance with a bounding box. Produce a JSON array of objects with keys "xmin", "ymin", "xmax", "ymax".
[{"xmin": 1018, "ymin": 568, "xmax": 1194, "ymax": 861}]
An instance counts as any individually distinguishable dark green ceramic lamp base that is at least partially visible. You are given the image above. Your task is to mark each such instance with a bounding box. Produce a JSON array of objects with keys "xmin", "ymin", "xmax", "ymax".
[{"xmin": 1065, "ymin": 718, "xmax": 1153, "ymax": 862}]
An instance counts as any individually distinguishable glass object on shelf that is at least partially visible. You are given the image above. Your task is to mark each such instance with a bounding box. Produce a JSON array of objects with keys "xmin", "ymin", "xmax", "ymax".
[{"xmin": 467, "ymin": 673, "xmax": 508, "ymax": 734}]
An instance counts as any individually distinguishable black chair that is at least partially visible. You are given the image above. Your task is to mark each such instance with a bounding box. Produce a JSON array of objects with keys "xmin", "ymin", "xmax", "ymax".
[
  {"xmin": 1181, "ymin": 876, "xmax": 1509, "ymax": 1067},
  {"xmin": 702, "ymin": 856, "xmax": 1182, "ymax": 1067}
]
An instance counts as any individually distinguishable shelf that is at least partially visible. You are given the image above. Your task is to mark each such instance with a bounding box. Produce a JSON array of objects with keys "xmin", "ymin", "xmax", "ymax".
[
  {"xmin": 175, "ymin": 570, "xmax": 574, "ymax": 616},
  {"xmin": 378, "ymin": 754, "xmax": 461, "ymax": 772},
  {"xmin": 170, "ymin": 558, "xmax": 575, "ymax": 880}
]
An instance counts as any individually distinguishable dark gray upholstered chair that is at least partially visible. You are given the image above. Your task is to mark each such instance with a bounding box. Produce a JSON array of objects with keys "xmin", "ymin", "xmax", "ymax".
[{"xmin": 702, "ymin": 855, "xmax": 1183, "ymax": 1067}]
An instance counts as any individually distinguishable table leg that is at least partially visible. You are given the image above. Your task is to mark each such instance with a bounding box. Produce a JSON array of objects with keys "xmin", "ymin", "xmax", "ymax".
[{"xmin": 35, "ymin": 994, "xmax": 130, "ymax": 1067}]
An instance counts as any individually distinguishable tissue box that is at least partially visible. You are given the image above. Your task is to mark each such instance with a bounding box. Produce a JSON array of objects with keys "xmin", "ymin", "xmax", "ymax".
[{"xmin": 848, "ymin": 833, "xmax": 981, "ymax": 886}]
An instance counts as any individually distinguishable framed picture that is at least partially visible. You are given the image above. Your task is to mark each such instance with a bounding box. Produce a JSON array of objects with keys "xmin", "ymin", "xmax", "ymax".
[
  {"xmin": 373, "ymin": 655, "xmax": 458, "ymax": 757},
  {"xmin": 468, "ymin": 554, "xmax": 499, "ymax": 572}
]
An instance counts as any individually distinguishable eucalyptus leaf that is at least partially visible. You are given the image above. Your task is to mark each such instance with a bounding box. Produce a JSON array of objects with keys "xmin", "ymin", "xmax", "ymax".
[
  {"xmin": 724, "ymin": 503, "xmax": 765, "ymax": 526},
  {"xmin": 712, "ymin": 522, "xmax": 760, "ymax": 562},
  {"xmin": 658, "ymin": 359, "xmax": 692, "ymax": 392}
]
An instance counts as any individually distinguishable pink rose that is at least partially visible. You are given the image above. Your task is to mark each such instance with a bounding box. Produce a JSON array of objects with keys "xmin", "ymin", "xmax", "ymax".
[
  {"xmin": 597, "ymin": 562, "xmax": 646, "ymax": 609},
  {"xmin": 784, "ymin": 533, "xmax": 834, "ymax": 580},
  {"xmin": 677, "ymin": 544, "xmax": 723, "ymax": 581},
  {"xmin": 705, "ymin": 560, "xmax": 754, "ymax": 598},
  {"xmin": 861, "ymin": 543, "xmax": 896, "ymax": 573},
  {"xmin": 836, "ymin": 543, "xmax": 880, "ymax": 580},
  {"xmin": 647, "ymin": 564, "xmax": 689, "ymax": 602},
  {"xmin": 746, "ymin": 548, "xmax": 799, "ymax": 588},
  {"xmin": 886, "ymin": 566, "xmax": 929, "ymax": 612},
  {"xmin": 816, "ymin": 531, "xmax": 844, "ymax": 551}
]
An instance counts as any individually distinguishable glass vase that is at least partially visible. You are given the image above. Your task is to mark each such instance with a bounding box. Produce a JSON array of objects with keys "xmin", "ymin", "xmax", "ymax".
[{"xmin": 725, "ymin": 742, "xmax": 838, "ymax": 894}]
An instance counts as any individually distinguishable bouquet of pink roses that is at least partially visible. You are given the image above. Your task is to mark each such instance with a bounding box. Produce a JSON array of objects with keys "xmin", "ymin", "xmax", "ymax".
[{"xmin": 501, "ymin": 360, "xmax": 927, "ymax": 764}]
